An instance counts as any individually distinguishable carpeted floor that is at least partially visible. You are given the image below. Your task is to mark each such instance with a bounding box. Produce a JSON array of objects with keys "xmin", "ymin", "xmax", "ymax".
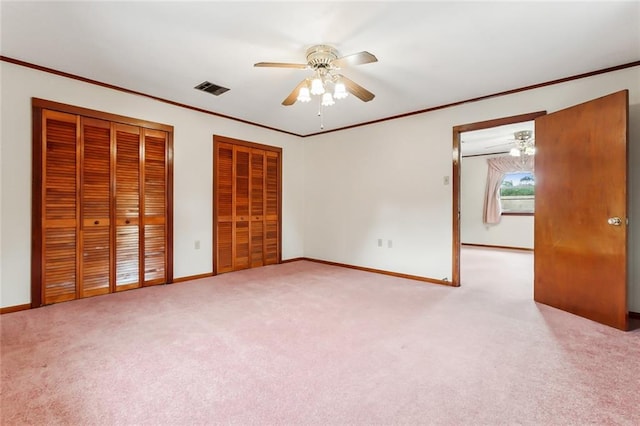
[{"xmin": 1, "ymin": 248, "xmax": 639, "ymax": 425}]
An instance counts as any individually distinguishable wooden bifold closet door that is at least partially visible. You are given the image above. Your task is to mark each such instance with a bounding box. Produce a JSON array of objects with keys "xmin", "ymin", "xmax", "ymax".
[
  {"xmin": 80, "ymin": 117, "xmax": 112, "ymax": 298},
  {"xmin": 32, "ymin": 99, "xmax": 173, "ymax": 307},
  {"xmin": 114, "ymin": 123, "xmax": 141, "ymax": 292},
  {"xmin": 214, "ymin": 136, "xmax": 281, "ymax": 274}
]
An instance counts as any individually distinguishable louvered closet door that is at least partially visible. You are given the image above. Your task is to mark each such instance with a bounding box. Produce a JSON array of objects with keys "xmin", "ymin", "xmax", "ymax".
[
  {"xmin": 80, "ymin": 117, "xmax": 112, "ymax": 297},
  {"xmin": 250, "ymin": 150, "xmax": 265, "ymax": 268},
  {"xmin": 264, "ymin": 151, "xmax": 280, "ymax": 265},
  {"xmin": 114, "ymin": 124, "xmax": 141, "ymax": 291},
  {"xmin": 216, "ymin": 142, "xmax": 234, "ymax": 273},
  {"xmin": 143, "ymin": 129, "xmax": 168, "ymax": 285},
  {"xmin": 33, "ymin": 99, "xmax": 174, "ymax": 307},
  {"xmin": 234, "ymin": 146, "xmax": 251, "ymax": 270},
  {"xmin": 214, "ymin": 138, "xmax": 281, "ymax": 274},
  {"xmin": 42, "ymin": 111, "xmax": 79, "ymax": 304}
]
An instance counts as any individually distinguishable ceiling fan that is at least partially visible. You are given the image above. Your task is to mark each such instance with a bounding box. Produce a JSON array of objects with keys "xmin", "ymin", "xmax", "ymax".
[
  {"xmin": 483, "ymin": 130, "xmax": 536, "ymax": 162},
  {"xmin": 254, "ymin": 44, "xmax": 378, "ymax": 106}
]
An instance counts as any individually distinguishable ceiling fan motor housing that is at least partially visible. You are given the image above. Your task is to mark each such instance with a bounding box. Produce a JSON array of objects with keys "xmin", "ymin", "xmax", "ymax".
[
  {"xmin": 514, "ymin": 130, "xmax": 533, "ymax": 141},
  {"xmin": 306, "ymin": 45, "xmax": 339, "ymax": 68}
]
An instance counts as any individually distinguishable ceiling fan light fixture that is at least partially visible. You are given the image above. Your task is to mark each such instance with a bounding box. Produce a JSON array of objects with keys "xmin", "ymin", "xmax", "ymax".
[
  {"xmin": 509, "ymin": 130, "xmax": 535, "ymax": 163},
  {"xmin": 310, "ymin": 77, "xmax": 325, "ymax": 95},
  {"xmin": 321, "ymin": 92, "xmax": 335, "ymax": 107},
  {"xmin": 297, "ymin": 85, "xmax": 311, "ymax": 103},
  {"xmin": 256, "ymin": 44, "xmax": 378, "ymax": 128},
  {"xmin": 333, "ymin": 81, "xmax": 348, "ymax": 100}
]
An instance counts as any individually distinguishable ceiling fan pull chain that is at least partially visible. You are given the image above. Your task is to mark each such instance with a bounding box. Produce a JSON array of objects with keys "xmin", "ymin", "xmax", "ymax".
[{"xmin": 318, "ymin": 101, "xmax": 324, "ymax": 129}]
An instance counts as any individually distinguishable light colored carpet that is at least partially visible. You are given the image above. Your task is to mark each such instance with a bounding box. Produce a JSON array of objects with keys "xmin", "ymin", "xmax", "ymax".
[{"xmin": 2, "ymin": 248, "xmax": 639, "ymax": 425}]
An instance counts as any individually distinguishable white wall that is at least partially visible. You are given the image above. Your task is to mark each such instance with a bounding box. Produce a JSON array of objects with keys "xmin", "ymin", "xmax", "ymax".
[
  {"xmin": 2, "ymin": 61, "xmax": 639, "ymax": 313},
  {"xmin": 0, "ymin": 61, "xmax": 305, "ymax": 308},
  {"xmin": 460, "ymin": 154, "xmax": 534, "ymax": 249},
  {"xmin": 303, "ymin": 111, "xmax": 454, "ymax": 280},
  {"xmin": 304, "ymin": 66, "xmax": 640, "ymax": 311}
]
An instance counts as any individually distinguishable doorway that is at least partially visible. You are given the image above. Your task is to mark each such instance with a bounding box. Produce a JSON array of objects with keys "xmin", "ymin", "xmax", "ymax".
[
  {"xmin": 452, "ymin": 91, "xmax": 630, "ymax": 330},
  {"xmin": 459, "ymin": 121, "xmax": 536, "ymax": 252},
  {"xmin": 451, "ymin": 111, "xmax": 546, "ymax": 286}
]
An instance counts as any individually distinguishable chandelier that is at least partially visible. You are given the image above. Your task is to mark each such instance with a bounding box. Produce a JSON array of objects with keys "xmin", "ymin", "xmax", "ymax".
[
  {"xmin": 296, "ymin": 68, "xmax": 348, "ymax": 107},
  {"xmin": 509, "ymin": 130, "xmax": 535, "ymax": 161}
]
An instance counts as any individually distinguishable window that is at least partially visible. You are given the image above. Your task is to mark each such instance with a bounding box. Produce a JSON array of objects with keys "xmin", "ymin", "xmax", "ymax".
[
  {"xmin": 500, "ymin": 171, "xmax": 534, "ymax": 214},
  {"xmin": 483, "ymin": 156, "xmax": 534, "ymax": 224}
]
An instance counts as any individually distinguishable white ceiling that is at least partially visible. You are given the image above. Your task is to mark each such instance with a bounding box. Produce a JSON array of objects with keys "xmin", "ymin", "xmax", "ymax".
[
  {"xmin": 461, "ymin": 121, "xmax": 535, "ymax": 157},
  {"xmin": 1, "ymin": 1, "xmax": 638, "ymax": 136}
]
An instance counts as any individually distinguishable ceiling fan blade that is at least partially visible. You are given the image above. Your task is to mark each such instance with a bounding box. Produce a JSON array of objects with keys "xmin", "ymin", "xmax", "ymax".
[
  {"xmin": 282, "ymin": 79, "xmax": 308, "ymax": 106},
  {"xmin": 484, "ymin": 142, "xmax": 514, "ymax": 149},
  {"xmin": 337, "ymin": 74, "xmax": 375, "ymax": 102},
  {"xmin": 254, "ymin": 62, "xmax": 308, "ymax": 69},
  {"xmin": 332, "ymin": 51, "xmax": 378, "ymax": 68}
]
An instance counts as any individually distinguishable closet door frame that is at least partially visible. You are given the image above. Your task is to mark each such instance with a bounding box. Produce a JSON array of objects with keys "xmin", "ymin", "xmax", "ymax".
[
  {"xmin": 212, "ymin": 135, "xmax": 282, "ymax": 275},
  {"xmin": 31, "ymin": 98, "xmax": 174, "ymax": 307}
]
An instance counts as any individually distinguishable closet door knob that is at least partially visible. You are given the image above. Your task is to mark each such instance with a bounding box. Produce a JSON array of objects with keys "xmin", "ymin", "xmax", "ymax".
[
  {"xmin": 94, "ymin": 220, "xmax": 100, "ymax": 225},
  {"xmin": 125, "ymin": 220, "xmax": 131, "ymax": 224}
]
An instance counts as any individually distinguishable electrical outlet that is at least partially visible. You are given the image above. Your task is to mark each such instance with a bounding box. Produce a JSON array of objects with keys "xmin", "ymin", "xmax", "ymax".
[
  {"xmin": 388, "ymin": 240, "xmax": 393, "ymax": 248},
  {"xmin": 443, "ymin": 176, "xmax": 450, "ymax": 185},
  {"xmin": 195, "ymin": 240, "xmax": 200, "ymax": 250},
  {"xmin": 377, "ymin": 238, "xmax": 383, "ymax": 247}
]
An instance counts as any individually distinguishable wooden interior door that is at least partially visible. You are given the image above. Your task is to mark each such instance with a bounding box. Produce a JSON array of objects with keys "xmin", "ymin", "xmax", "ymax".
[
  {"xmin": 264, "ymin": 151, "xmax": 280, "ymax": 265},
  {"xmin": 213, "ymin": 136, "xmax": 281, "ymax": 274},
  {"xmin": 215, "ymin": 142, "xmax": 234, "ymax": 273},
  {"xmin": 143, "ymin": 129, "xmax": 168, "ymax": 285},
  {"xmin": 534, "ymin": 90, "xmax": 628, "ymax": 330},
  {"xmin": 33, "ymin": 98, "xmax": 174, "ymax": 306},
  {"xmin": 114, "ymin": 123, "xmax": 142, "ymax": 292},
  {"xmin": 79, "ymin": 117, "xmax": 112, "ymax": 297},
  {"xmin": 41, "ymin": 110, "xmax": 79, "ymax": 304},
  {"xmin": 234, "ymin": 146, "xmax": 251, "ymax": 270},
  {"xmin": 250, "ymin": 149, "xmax": 265, "ymax": 268}
]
